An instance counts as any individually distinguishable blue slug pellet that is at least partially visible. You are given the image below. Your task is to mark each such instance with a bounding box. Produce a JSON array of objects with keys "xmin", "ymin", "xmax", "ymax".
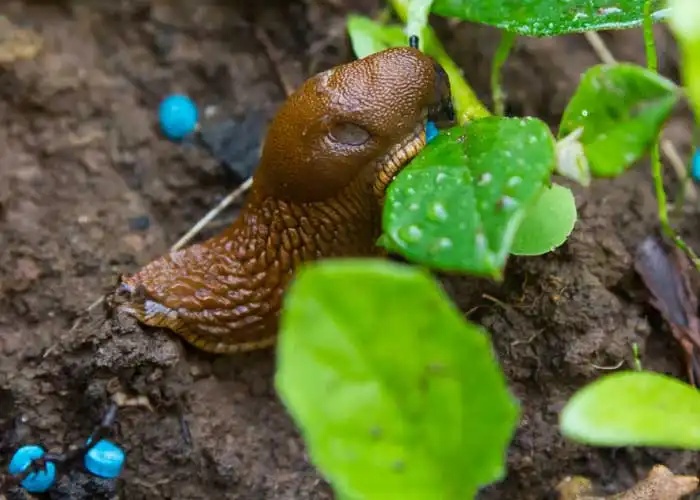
[
  {"xmin": 158, "ymin": 94, "xmax": 199, "ymax": 141},
  {"xmin": 426, "ymin": 121, "xmax": 439, "ymax": 143},
  {"xmin": 84, "ymin": 438, "xmax": 125, "ymax": 479},
  {"xmin": 9, "ymin": 445, "xmax": 56, "ymax": 493},
  {"xmin": 692, "ymin": 148, "xmax": 700, "ymax": 182}
]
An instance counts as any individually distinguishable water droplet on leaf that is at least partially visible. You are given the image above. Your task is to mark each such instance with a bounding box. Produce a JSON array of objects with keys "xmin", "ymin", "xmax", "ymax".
[
  {"xmin": 478, "ymin": 173, "xmax": 492, "ymax": 185},
  {"xmin": 427, "ymin": 202, "xmax": 448, "ymax": 222},
  {"xmin": 398, "ymin": 225, "xmax": 423, "ymax": 243},
  {"xmin": 438, "ymin": 237, "xmax": 452, "ymax": 249},
  {"xmin": 475, "ymin": 232, "xmax": 488, "ymax": 254},
  {"xmin": 500, "ymin": 196, "xmax": 517, "ymax": 210},
  {"xmin": 507, "ymin": 177, "xmax": 522, "ymax": 187}
]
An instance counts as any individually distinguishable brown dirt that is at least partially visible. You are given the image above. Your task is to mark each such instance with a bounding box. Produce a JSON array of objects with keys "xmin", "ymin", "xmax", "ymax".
[{"xmin": 1, "ymin": 1, "xmax": 699, "ymax": 499}]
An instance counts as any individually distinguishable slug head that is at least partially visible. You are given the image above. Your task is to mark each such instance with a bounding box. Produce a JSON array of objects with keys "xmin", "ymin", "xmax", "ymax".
[{"xmin": 254, "ymin": 46, "xmax": 454, "ymax": 203}]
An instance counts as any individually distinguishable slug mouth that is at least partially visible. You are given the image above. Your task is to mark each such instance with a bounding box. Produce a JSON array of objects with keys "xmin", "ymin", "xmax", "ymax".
[
  {"xmin": 372, "ymin": 101, "xmax": 455, "ymax": 198},
  {"xmin": 372, "ymin": 121, "xmax": 428, "ymax": 198},
  {"xmin": 106, "ymin": 279, "xmax": 186, "ymax": 334}
]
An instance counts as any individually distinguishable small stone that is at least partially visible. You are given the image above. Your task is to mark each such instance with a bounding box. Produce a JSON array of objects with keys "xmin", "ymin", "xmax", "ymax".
[
  {"xmin": 0, "ymin": 16, "xmax": 43, "ymax": 63},
  {"xmin": 122, "ymin": 234, "xmax": 145, "ymax": 253},
  {"xmin": 15, "ymin": 257, "xmax": 41, "ymax": 282},
  {"xmin": 556, "ymin": 464, "xmax": 699, "ymax": 500}
]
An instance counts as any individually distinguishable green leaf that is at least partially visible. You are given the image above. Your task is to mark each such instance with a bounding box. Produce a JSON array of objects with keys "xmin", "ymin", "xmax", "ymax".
[
  {"xmin": 430, "ymin": 0, "xmax": 669, "ymax": 37},
  {"xmin": 511, "ymin": 183, "xmax": 577, "ymax": 256},
  {"xmin": 669, "ymin": 0, "xmax": 700, "ymax": 125},
  {"xmin": 275, "ymin": 259, "xmax": 519, "ymax": 500},
  {"xmin": 558, "ymin": 63, "xmax": 680, "ymax": 177},
  {"xmin": 383, "ymin": 116, "xmax": 556, "ymax": 278},
  {"xmin": 346, "ymin": 15, "xmax": 407, "ymax": 58},
  {"xmin": 560, "ymin": 371, "xmax": 700, "ymax": 449}
]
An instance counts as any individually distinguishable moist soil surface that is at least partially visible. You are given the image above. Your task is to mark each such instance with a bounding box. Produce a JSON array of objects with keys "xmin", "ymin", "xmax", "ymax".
[{"xmin": 1, "ymin": 1, "xmax": 699, "ymax": 499}]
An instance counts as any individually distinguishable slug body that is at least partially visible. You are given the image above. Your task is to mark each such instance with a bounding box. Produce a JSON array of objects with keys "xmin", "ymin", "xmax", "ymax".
[{"xmin": 110, "ymin": 47, "xmax": 454, "ymax": 354}]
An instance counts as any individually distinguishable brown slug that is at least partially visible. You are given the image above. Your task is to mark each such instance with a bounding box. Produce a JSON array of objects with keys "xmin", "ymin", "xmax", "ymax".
[{"xmin": 108, "ymin": 46, "xmax": 454, "ymax": 354}]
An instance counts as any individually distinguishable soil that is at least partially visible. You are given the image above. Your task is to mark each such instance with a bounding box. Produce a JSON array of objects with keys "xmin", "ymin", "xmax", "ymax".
[{"xmin": 0, "ymin": 1, "xmax": 699, "ymax": 499}]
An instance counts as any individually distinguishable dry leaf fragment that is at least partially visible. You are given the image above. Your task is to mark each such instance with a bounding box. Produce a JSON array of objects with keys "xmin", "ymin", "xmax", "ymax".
[
  {"xmin": 0, "ymin": 16, "xmax": 43, "ymax": 63},
  {"xmin": 557, "ymin": 465, "xmax": 699, "ymax": 500},
  {"xmin": 635, "ymin": 236, "xmax": 700, "ymax": 386}
]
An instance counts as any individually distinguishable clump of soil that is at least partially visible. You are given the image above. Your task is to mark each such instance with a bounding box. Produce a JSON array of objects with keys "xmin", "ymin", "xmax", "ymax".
[{"xmin": 1, "ymin": 1, "xmax": 699, "ymax": 499}]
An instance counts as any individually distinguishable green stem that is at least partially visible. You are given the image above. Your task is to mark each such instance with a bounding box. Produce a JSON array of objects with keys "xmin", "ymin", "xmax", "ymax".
[
  {"xmin": 643, "ymin": 0, "xmax": 700, "ymax": 269},
  {"xmin": 632, "ymin": 343, "xmax": 642, "ymax": 371},
  {"xmin": 649, "ymin": 140, "xmax": 670, "ymax": 233},
  {"xmin": 672, "ymin": 144, "xmax": 694, "ymax": 219},
  {"xmin": 643, "ymin": 1, "xmax": 657, "ymax": 73},
  {"xmin": 491, "ymin": 30, "xmax": 515, "ymax": 116}
]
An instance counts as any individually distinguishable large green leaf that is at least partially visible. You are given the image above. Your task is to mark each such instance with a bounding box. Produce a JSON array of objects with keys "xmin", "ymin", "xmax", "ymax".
[
  {"xmin": 558, "ymin": 63, "xmax": 680, "ymax": 177},
  {"xmin": 430, "ymin": 0, "xmax": 669, "ymax": 37},
  {"xmin": 275, "ymin": 259, "xmax": 519, "ymax": 500},
  {"xmin": 560, "ymin": 371, "xmax": 700, "ymax": 449},
  {"xmin": 383, "ymin": 116, "xmax": 556, "ymax": 278}
]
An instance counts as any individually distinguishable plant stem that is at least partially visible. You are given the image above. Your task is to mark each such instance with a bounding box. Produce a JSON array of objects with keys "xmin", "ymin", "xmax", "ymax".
[
  {"xmin": 644, "ymin": 0, "xmax": 665, "ymax": 236},
  {"xmin": 643, "ymin": 1, "xmax": 657, "ymax": 73},
  {"xmin": 643, "ymin": 0, "xmax": 700, "ymax": 269},
  {"xmin": 632, "ymin": 343, "xmax": 642, "ymax": 371},
  {"xmin": 672, "ymin": 143, "xmax": 693, "ymax": 218},
  {"xmin": 491, "ymin": 30, "xmax": 515, "ymax": 116}
]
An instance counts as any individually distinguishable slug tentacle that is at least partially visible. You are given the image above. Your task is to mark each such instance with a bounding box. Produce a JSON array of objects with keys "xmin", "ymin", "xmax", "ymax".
[{"xmin": 114, "ymin": 46, "xmax": 455, "ymax": 354}]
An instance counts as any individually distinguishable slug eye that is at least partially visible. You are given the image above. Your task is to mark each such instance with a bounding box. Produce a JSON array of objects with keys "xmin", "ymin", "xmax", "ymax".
[{"xmin": 329, "ymin": 122, "xmax": 371, "ymax": 146}]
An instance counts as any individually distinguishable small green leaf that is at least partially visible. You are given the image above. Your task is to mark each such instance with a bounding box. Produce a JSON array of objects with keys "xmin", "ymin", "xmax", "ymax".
[
  {"xmin": 669, "ymin": 0, "xmax": 700, "ymax": 124},
  {"xmin": 276, "ymin": 259, "xmax": 519, "ymax": 500},
  {"xmin": 511, "ymin": 183, "xmax": 577, "ymax": 256},
  {"xmin": 383, "ymin": 116, "xmax": 556, "ymax": 278},
  {"xmin": 430, "ymin": 0, "xmax": 669, "ymax": 37},
  {"xmin": 560, "ymin": 371, "xmax": 700, "ymax": 450},
  {"xmin": 558, "ymin": 64, "xmax": 680, "ymax": 177},
  {"xmin": 346, "ymin": 15, "xmax": 407, "ymax": 58}
]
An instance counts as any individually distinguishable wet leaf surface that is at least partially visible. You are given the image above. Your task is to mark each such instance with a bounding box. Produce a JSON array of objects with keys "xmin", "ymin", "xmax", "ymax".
[
  {"xmin": 430, "ymin": 0, "xmax": 668, "ymax": 37},
  {"xmin": 558, "ymin": 64, "xmax": 679, "ymax": 177},
  {"xmin": 383, "ymin": 117, "xmax": 556, "ymax": 277}
]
